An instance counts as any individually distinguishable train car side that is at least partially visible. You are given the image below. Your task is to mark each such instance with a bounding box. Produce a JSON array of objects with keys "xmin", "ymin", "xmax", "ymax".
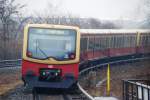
[{"xmin": 80, "ymin": 29, "xmax": 150, "ymax": 64}]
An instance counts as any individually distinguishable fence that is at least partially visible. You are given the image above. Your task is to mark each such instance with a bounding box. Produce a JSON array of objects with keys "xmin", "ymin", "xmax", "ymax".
[
  {"xmin": 79, "ymin": 57, "xmax": 150, "ymax": 98},
  {"xmin": 123, "ymin": 80, "xmax": 150, "ymax": 100},
  {"xmin": 0, "ymin": 59, "xmax": 22, "ymax": 68}
]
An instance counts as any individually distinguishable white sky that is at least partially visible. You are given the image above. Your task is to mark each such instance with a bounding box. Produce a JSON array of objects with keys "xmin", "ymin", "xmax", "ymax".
[{"xmin": 16, "ymin": 0, "xmax": 144, "ymax": 20}]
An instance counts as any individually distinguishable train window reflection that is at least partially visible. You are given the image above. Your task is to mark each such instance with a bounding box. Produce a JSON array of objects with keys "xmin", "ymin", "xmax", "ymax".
[{"xmin": 27, "ymin": 27, "xmax": 76, "ymax": 60}]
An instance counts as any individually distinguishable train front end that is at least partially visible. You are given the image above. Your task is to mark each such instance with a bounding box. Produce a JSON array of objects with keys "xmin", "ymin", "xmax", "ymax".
[{"xmin": 22, "ymin": 24, "xmax": 80, "ymax": 89}]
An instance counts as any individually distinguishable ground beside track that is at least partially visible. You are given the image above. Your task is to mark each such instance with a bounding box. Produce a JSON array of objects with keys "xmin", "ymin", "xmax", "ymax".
[
  {"xmin": 0, "ymin": 67, "xmax": 23, "ymax": 96},
  {"xmin": 0, "ymin": 67, "xmax": 83, "ymax": 100},
  {"xmin": 79, "ymin": 60, "xmax": 150, "ymax": 100},
  {"xmin": 0, "ymin": 60, "xmax": 150, "ymax": 100}
]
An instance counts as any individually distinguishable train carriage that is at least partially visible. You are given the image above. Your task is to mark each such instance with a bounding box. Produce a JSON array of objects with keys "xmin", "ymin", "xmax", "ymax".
[
  {"xmin": 80, "ymin": 29, "xmax": 150, "ymax": 62},
  {"xmin": 22, "ymin": 24, "xmax": 80, "ymax": 89},
  {"xmin": 22, "ymin": 24, "xmax": 150, "ymax": 89}
]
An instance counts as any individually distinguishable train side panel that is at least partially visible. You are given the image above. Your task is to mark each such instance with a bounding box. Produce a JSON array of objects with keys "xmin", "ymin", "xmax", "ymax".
[{"xmin": 80, "ymin": 30, "xmax": 150, "ymax": 63}]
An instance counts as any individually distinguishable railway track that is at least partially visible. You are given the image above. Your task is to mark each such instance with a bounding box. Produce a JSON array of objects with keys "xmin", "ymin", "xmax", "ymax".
[
  {"xmin": 0, "ymin": 56, "xmax": 150, "ymax": 100},
  {"xmin": 0, "ymin": 59, "xmax": 21, "ymax": 68},
  {"xmin": 27, "ymin": 56, "xmax": 150, "ymax": 100},
  {"xmin": 32, "ymin": 93, "xmax": 81, "ymax": 100},
  {"xmin": 31, "ymin": 87, "xmax": 88, "ymax": 100}
]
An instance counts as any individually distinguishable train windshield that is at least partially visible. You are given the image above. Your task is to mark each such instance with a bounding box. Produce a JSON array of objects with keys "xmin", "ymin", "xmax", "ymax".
[{"xmin": 27, "ymin": 27, "xmax": 76, "ymax": 60}]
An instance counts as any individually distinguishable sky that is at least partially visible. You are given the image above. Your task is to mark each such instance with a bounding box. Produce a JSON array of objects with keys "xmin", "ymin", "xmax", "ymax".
[{"xmin": 16, "ymin": 0, "xmax": 145, "ymax": 20}]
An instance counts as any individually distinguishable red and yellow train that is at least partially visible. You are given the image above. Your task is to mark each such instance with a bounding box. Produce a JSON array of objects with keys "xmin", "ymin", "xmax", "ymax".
[{"xmin": 22, "ymin": 24, "xmax": 150, "ymax": 89}]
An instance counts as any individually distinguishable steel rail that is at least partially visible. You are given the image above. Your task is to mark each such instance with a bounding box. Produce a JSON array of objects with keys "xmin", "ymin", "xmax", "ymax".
[
  {"xmin": 0, "ymin": 56, "xmax": 149, "ymax": 69},
  {"xmin": 0, "ymin": 56, "xmax": 149, "ymax": 100},
  {"xmin": 77, "ymin": 56, "xmax": 150, "ymax": 100},
  {"xmin": 79, "ymin": 56, "xmax": 150, "ymax": 75},
  {"xmin": 0, "ymin": 59, "xmax": 21, "ymax": 68}
]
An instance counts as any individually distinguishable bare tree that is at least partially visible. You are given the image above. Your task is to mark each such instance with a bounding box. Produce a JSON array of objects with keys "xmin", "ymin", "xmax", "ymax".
[
  {"xmin": 140, "ymin": 0, "xmax": 150, "ymax": 28},
  {"xmin": 89, "ymin": 18, "xmax": 101, "ymax": 29},
  {"xmin": 32, "ymin": 1, "xmax": 63, "ymax": 24},
  {"xmin": 145, "ymin": 0, "xmax": 150, "ymax": 28},
  {"xmin": 0, "ymin": 0, "xmax": 25, "ymax": 39},
  {"xmin": 0, "ymin": 0, "xmax": 25, "ymax": 59}
]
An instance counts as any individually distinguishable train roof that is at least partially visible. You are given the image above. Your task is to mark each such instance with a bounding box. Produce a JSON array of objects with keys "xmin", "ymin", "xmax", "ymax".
[{"xmin": 80, "ymin": 29, "xmax": 150, "ymax": 34}]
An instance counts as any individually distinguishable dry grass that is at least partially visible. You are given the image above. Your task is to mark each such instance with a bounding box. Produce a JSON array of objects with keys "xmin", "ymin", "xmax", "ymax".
[
  {"xmin": 0, "ymin": 80, "xmax": 23, "ymax": 96},
  {"xmin": 79, "ymin": 61, "xmax": 150, "ymax": 99},
  {"xmin": 0, "ymin": 68, "xmax": 23, "ymax": 96}
]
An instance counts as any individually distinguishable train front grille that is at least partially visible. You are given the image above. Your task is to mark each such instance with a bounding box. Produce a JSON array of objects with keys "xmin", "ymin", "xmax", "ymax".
[{"xmin": 39, "ymin": 68, "xmax": 62, "ymax": 82}]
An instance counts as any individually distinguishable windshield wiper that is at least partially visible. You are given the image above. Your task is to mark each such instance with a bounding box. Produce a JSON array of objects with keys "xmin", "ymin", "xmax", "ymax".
[{"xmin": 36, "ymin": 40, "xmax": 49, "ymax": 59}]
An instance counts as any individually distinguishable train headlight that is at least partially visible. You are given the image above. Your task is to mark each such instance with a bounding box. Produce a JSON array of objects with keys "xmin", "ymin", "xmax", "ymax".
[
  {"xmin": 56, "ymin": 70, "xmax": 60, "ymax": 73},
  {"xmin": 42, "ymin": 72, "xmax": 46, "ymax": 76},
  {"xmin": 69, "ymin": 53, "xmax": 75, "ymax": 59},
  {"xmin": 26, "ymin": 51, "xmax": 32, "ymax": 57},
  {"xmin": 55, "ymin": 73, "xmax": 58, "ymax": 76}
]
